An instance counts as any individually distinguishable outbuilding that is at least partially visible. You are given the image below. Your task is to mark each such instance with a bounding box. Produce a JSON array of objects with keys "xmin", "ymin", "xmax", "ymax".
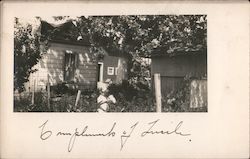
[{"xmin": 151, "ymin": 46, "xmax": 207, "ymax": 96}]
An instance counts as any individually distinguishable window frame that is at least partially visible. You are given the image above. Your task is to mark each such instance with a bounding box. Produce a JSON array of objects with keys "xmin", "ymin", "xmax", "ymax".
[
  {"xmin": 107, "ymin": 67, "xmax": 114, "ymax": 75},
  {"xmin": 63, "ymin": 51, "xmax": 78, "ymax": 82}
]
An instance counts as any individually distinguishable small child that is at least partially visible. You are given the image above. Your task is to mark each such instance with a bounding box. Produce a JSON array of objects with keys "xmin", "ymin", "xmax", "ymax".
[{"xmin": 97, "ymin": 89, "xmax": 116, "ymax": 113}]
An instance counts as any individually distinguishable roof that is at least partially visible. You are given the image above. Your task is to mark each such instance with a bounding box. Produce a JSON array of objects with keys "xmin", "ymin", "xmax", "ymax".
[
  {"xmin": 151, "ymin": 44, "xmax": 207, "ymax": 57},
  {"xmin": 41, "ymin": 20, "xmax": 91, "ymax": 46},
  {"xmin": 40, "ymin": 20, "xmax": 129, "ymax": 58}
]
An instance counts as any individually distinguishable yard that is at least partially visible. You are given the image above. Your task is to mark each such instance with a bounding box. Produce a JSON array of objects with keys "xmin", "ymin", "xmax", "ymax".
[{"xmin": 14, "ymin": 79, "xmax": 207, "ymax": 112}]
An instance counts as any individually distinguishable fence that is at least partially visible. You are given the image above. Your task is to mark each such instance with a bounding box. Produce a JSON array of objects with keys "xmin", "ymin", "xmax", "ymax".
[
  {"xmin": 190, "ymin": 79, "xmax": 207, "ymax": 108},
  {"xmin": 153, "ymin": 74, "xmax": 207, "ymax": 112}
]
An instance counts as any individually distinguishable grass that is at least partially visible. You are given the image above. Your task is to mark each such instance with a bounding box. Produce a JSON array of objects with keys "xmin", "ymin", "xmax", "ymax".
[
  {"xmin": 14, "ymin": 91, "xmax": 207, "ymax": 112},
  {"xmin": 14, "ymin": 80, "xmax": 207, "ymax": 112}
]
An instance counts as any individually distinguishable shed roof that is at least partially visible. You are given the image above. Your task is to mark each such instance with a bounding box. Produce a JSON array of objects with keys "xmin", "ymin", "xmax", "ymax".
[{"xmin": 151, "ymin": 44, "xmax": 207, "ymax": 57}]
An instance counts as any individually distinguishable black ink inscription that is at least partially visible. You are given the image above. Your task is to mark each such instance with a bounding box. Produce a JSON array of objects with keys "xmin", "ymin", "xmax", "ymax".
[
  {"xmin": 38, "ymin": 119, "xmax": 191, "ymax": 152},
  {"xmin": 120, "ymin": 122, "xmax": 138, "ymax": 151},
  {"xmin": 141, "ymin": 119, "xmax": 190, "ymax": 137},
  {"xmin": 38, "ymin": 120, "xmax": 52, "ymax": 140},
  {"xmin": 67, "ymin": 123, "xmax": 116, "ymax": 152}
]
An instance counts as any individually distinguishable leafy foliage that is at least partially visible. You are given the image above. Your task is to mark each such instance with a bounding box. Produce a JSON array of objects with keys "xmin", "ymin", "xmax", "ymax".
[
  {"xmin": 14, "ymin": 80, "xmax": 155, "ymax": 112},
  {"xmin": 162, "ymin": 76, "xmax": 207, "ymax": 112},
  {"xmin": 14, "ymin": 17, "xmax": 48, "ymax": 92},
  {"xmin": 107, "ymin": 80, "xmax": 155, "ymax": 112},
  {"xmin": 81, "ymin": 15, "xmax": 207, "ymax": 56},
  {"xmin": 14, "ymin": 92, "xmax": 48, "ymax": 112},
  {"xmin": 14, "ymin": 77, "xmax": 207, "ymax": 112},
  {"xmin": 50, "ymin": 83, "xmax": 76, "ymax": 96},
  {"xmin": 63, "ymin": 15, "xmax": 207, "ymax": 85}
]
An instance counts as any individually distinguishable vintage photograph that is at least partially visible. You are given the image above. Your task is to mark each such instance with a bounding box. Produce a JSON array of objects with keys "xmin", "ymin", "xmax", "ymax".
[{"xmin": 14, "ymin": 15, "xmax": 207, "ymax": 112}]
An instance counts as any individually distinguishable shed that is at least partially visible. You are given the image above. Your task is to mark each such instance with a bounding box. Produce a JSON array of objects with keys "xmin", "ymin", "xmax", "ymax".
[{"xmin": 151, "ymin": 46, "xmax": 207, "ymax": 96}]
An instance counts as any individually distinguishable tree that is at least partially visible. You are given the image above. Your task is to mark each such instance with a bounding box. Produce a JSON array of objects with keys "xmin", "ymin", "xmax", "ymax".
[
  {"xmin": 73, "ymin": 15, "xmax": 207, "ymax": 86},
  {"xmin": 14, "ymin": 17, "xmax": 48, "ymax": 92},
  {"xmin": 53, "ymin": 15, "xmax": 207, "ymax": 57},
  {"xmin": 46, "ymin": 15, "xmax": 207, "ymax": 88}
]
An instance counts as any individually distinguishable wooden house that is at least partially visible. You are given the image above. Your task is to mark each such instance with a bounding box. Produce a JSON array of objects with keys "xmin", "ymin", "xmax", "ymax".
[
  {"xmin": 151, "ymin": 46, "xmax": 207, "ymax": 96},
  {"xmin": 25, "ymin": 20, "xmax": 128, "ymax": 92}
]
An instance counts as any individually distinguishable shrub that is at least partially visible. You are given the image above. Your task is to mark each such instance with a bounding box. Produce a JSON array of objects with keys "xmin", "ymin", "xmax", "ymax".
[
  {"xmin": 108, "ymin": 80, "xmax": 137, "ymax": 101},
  {"xmin": 14, "ymin": 96, "xmax": 31, "ymax": 112},
  {"xmin": 162, "ymin": 76, "xmax": 207, "ymax": 112},
  {"xmin": 78, "ymin": 93, "xmax": 98, "ymax": 112},
  {"xmin": 32, "ymin": 91, "xmax": 49, "ymax": 112},
  {"xmin": 49, "ymin": 90, "xmax": 99, "ymax": 112},
  {"xmin": 14, "ymin": 91, "xmax": 49, "ymax": 112},
  {"xmin": 161, "ymin": 77, "xmax": 191, "ymax": 112},
  {"xmin": 108, "ymin": 80, "xmax": 150, "ymax": 100},
  {"xmin": 107, "ymin": 80, "xmax": 155, "ymax": 112},
  {"xmin": 50, "ymin": 83, "xmax": 76, "ymax": 96}
]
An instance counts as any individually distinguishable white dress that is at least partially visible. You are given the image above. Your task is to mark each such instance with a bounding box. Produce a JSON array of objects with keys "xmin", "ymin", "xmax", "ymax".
[
  {"xmin": 97, "ymin": 94, "xmax": 116, "ymax": 113},
  {"xmin": 97, "ymin": 95, "xmax": 108, "ymax": 113}
]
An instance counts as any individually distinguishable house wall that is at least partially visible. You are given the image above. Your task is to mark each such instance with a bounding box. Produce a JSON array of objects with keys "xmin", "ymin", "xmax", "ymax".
[
  {"xmin": 102, "ymin": 55, "xmax": 128, "ymax": 83},
  {"xmin": 151, "ymin": 53, "xmax": 207, "ymax": 95},
  {"xmin": 25, "ymin": 42, "xmax": 97, "ymax": 92}
]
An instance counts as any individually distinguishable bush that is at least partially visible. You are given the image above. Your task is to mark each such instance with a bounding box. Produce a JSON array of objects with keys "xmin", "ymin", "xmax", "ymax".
[
  {"xmin": 162, "ymin": 77, "xmax": 207, "ymax": 112},
  {"xmin": 32, "ymin": 91, "xmax": 49, "ymax": 112},
  {"xmin": 14, "ymin": 89, "xmax": 99, "ymax": 112},
  {"xmin": 108, "ymin": 80, "xmax": 150, "ymax": 100},
  {"xmin": 14, "ymin": 91, "xmax": 49, "ymax": 112},
  {"xmin": 77, "ymin": 93, "xmax": 98, "ymax": 112},
  {"xmin": 50, "ymin": 90, "xmax": 99, "ymax": 112},
  {"xmin": 50, "ymin": 83, "xmax": 76, "ymax": 96},
  {"xmin": 161, "ymin": 77, "xmax": 191, "ymax": 112},
  {"xmin": 108, "ymin": 80, "xmax": 136, "ymax": 101},
  {"xmin": 107, "ymin": 80, "xmax": 155, "ymax": 112},
  {"xmin": 14, "ymin": 95, "xmax": 31, "ymax": 112}
]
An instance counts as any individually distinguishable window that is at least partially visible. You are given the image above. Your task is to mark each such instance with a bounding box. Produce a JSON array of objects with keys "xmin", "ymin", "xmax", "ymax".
[
  {"xmin": 64, "ymin": 51, "xmax": 78, "ymax": 81},
  {"xmin": 107, "ymin": 67, "xmax": 114, "ymax": 75}
]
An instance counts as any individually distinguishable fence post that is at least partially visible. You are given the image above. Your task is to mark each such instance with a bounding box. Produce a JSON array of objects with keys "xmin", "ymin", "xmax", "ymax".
[
  {"xmin": 154, "ymin": 73, "xmax": 162, "ymax": 112},
  {"xmin": 47, "ymin": 74, "xmax": 50, "ymax": 110},
  {"xmin": 31, "ymin": 79, "xmax": 36, "ymax": 105},
  {"xmin": 75, "ymin": 90, "xmax": 81, "ymax": 107}
]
